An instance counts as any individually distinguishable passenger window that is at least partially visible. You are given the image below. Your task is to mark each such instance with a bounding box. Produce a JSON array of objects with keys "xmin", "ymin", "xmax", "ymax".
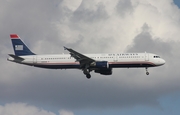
[{"xmin": 154, "ymin": 56, "xmax": 160, "ymax": 58}]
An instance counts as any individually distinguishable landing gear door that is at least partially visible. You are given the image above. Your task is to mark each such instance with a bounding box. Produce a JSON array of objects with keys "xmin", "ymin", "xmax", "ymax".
[{"xmin": 145, "ymin": 52, "xmax": 149, "ymax": 61}]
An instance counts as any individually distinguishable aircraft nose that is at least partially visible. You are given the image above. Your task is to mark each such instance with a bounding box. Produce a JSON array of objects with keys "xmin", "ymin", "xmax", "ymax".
[{"xmin": 161, "ymin": 59, "xmax": 166, "ymax": 65}]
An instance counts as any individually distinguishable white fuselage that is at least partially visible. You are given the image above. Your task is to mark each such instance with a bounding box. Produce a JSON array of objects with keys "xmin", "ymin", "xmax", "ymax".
[
  {"xmin": 8, "ymin": 34, "xmax": 166, "ymax": 78},
  {"xmin": 8, "ymin": 52, "xmax": 165, "ymax": 69}
]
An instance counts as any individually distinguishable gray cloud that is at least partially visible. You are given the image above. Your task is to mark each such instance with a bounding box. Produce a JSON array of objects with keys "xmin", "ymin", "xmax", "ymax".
[
  {"xmin": 0, "ymin": 103, "xmax": 74, "ymax": 115},
  {"xmin": 127, "ymin": 23, "xmax": 172, "ymax": 56},
  {"xmin": 0, "ymin": 69, "xmax": 161, "ymax": 109},
  {"xmin": 116, "ymin": 0, "xmax": 133, "ymax": 17},
  {"xmin": 71, "ymin": 1, "xmax": 108, "ymax": 23},
  {"xmin": 0, "ymin": 0, "xmax": 65, "ymax": 54},
  {"xmin": 1, "ymin": 0, "xmax": 180, "ymax": 113}
]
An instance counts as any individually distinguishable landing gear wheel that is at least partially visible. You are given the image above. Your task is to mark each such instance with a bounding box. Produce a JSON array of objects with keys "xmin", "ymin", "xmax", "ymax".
[
  {"xmin": 146, "ymin": 72, "xmax": 149, "ymax": 75},
  {"xmin": 86, "ymin": 74, "xmax": 91, "ymax": 79},
  {"xmin": 145, "ymin": 67, "xmax": 149, "ymax": 75},
  {"xmin": 83, "ymin": 65, "xmax": 91, "ymax": 79}
]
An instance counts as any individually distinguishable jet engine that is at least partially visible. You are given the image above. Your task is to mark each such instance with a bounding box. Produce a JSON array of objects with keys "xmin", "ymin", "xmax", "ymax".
[{"xmin": 91, "ymin": 61, "xmax": 109, "ymax": 68}]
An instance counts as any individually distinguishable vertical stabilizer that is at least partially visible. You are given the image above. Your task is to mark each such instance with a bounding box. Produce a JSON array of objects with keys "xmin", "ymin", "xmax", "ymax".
[{"xmin": 10, "ymin": 34, "xmax": 35, "ymax": 56}]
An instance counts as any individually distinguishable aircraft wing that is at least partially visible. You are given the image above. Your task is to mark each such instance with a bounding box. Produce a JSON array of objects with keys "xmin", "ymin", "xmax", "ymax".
[{"xmin": 64, "ymin": 47, "xmax": 95, "ymax": 68}]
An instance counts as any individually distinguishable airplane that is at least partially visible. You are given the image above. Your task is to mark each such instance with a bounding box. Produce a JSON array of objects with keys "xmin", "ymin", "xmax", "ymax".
[{"xmin": 7, "ymin": 34, "xmax": 165, "ymax": 79}]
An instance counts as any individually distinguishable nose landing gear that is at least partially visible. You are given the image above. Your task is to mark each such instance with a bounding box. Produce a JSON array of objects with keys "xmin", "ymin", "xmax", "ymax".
[{"xmin": 146, "ymin": 67, "xmax": 149, "ymax": 75}]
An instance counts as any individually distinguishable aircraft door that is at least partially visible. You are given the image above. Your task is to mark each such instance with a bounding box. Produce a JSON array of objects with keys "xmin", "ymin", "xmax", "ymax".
[
  {"xmin": 113, "ymin": 55, "xmax": 118, "ymax": 62},
  {"xmin": 33, "ymin": 55, "xmax": 37, "ymax": 64},
  {"xmin": 145, "ymin": 52, "xmax": 149, "ymax": 61}
]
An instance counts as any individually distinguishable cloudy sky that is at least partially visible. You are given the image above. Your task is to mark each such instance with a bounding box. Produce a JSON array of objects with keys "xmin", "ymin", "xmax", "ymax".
[{"xmin": 0, "ymin": 0, "xmax": 180, "ymax": 115}]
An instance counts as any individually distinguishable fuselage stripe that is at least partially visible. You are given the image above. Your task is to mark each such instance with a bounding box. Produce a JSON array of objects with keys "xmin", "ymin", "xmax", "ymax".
[{"xmin": 32, "ymin": 61, "xmax": 155, "ymax": 66}]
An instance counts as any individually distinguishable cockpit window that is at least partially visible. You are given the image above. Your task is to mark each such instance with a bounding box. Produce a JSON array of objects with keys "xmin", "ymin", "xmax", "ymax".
[{"xmin": 154, "ymin": 56, "xmax": 160, "ymax": 58}]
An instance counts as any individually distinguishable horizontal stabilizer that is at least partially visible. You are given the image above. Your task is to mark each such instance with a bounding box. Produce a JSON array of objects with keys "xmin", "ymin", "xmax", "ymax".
[{"xmin": 8, "ymin": 54, "xmax": 24, "ymax": 61}]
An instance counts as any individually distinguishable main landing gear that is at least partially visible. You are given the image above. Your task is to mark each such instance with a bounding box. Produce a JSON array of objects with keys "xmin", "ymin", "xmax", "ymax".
[
  {"xmin": 83, "ymin": 65, "xmax": 91, "ymax": 79},
  {"xmin": 146, "ymin": 67, "xmax": 149, "ymax": 75},
  {"xmin": 86, "ymin": 74, "xmax": 91, "ymax": 79},
  {"xmin": 83, "ymin": 69, "xmax": 91, "ymax": 79}
]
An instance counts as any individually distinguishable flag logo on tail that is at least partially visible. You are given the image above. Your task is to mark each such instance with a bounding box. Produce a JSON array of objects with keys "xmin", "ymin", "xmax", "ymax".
[{"xmin": 15, "ymin": 45, "xmax": 23, "ymax": 50}]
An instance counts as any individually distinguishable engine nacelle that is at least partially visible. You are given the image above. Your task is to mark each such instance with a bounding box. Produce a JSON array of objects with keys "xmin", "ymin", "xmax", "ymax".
[
  {"xmin": 94, "ymin": 68, "xmax": 112, "ymax": 75},
  {"xmin": 91, "ymin": 61, "xmax": 109, "ymax": 68}
]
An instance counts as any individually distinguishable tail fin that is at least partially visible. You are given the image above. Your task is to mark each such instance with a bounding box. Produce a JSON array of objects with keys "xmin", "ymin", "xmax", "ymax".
[{"xmin": 10, "ymin": 34, "xmax": 35, "ymax": 56}]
